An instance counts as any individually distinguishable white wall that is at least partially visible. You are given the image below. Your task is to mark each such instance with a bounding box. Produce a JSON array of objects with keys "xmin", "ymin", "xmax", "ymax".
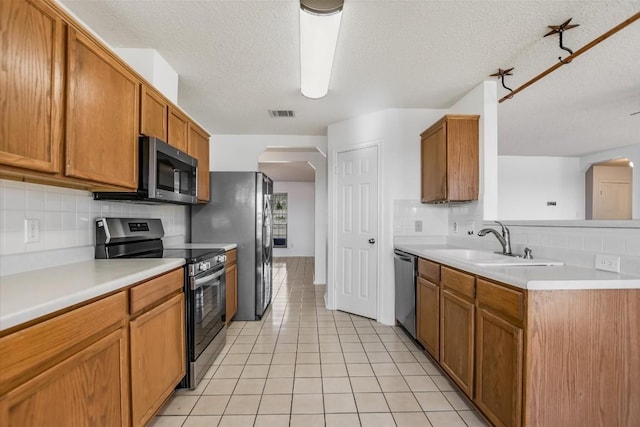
[
  {"xmin": 327, "ymin": 108, "xmax": 449, "ymax": 325},
  {"xmin": 0, "ymin": 179, "xmax": 187, "ymax": 276},
  {"xmin": 272, "ymin": 182, "xmax": 315, "ymax": 257},
  {"xmin": 498, "ymin": 156, "xmax": 584, "ymax": 220},
  {"xmin": 114, "ymin": 49, "xmax": 180, "ymax": 104},
  {"xmin": 212, "ymin": 134, "xmax": 328, "ymax": 284}
]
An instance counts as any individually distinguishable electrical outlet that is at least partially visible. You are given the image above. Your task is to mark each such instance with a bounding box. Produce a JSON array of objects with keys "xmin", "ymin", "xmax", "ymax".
[
  {"xmin": 415, "ymin": 220, "xmax": 422, "ymax": 232},
  {"xmin": 452, "ymin": 222, "xmax": 458, "ymax": 233},
  {"xmin": 24, "ymin": 218, "xmax": 40, "ymax": 243},
  {"xmin": 595, "ymin": 253, "xmax": 621, "ymax": 273}
]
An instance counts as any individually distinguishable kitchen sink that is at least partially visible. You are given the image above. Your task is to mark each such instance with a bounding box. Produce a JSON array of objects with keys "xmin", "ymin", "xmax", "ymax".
[{"xmin": 432, "ymin": 249, "xmax": 564, "ymax": 267}]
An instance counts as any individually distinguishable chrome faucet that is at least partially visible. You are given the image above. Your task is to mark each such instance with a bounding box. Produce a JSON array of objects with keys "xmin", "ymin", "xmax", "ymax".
[{"xmin": 478, "ymin": 221, "xmax": 512, "ymax": 255}]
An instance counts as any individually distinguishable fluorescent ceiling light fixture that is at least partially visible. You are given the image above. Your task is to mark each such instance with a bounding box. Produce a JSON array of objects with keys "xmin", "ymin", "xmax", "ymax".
[{"xmin": 300, "ymin": 0, "xmax": 343, "ymax": 99}]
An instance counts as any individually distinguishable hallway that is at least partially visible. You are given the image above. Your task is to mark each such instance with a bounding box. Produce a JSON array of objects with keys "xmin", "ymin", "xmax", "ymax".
[{"xmin": 152, "ymin": 257, "xmax": 488, "ymax": 426}]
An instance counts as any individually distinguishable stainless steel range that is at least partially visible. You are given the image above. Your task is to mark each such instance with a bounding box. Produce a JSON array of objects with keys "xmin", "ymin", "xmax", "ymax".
[{"xmin": 95, "ymin": 217, "xmax": 226, "ymax": 389}]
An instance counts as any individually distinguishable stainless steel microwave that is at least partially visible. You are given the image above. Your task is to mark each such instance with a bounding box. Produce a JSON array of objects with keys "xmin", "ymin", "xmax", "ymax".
[{"xmin": 94, "ymin": 136, "xmax": 198, "ymax": 205}]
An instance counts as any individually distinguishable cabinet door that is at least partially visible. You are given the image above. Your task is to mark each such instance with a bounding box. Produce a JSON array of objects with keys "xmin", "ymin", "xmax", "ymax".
[
  {"xmin": 188, "ymin": 123, "xmax": 210, "ymax": 202},
  {"xmin": 66, "ymin": 27, "xmax": 139, "ymax": 189},
  {"xmin": 0, "ymin": 328, "xmax": 129, "ymax": 426},
  {"xmin": 0, "ymin": 0, "xmax": 64, "ymax": 173},
  {"xmin": 475, "ymin": 308, "xmax": 523, "ymax": 427},
  {"xmin": 140, "ymin": 84, "xmax": 168, "ymax": 140},
  {"xmin": 417, "ymin": 276, "xmax": 439, "ymax": 360},
  {"xmin": 225, "ymin": 262, "xmax": 238, "ymax": 326},
  {"xmin": 440, "ymin": 289, "xmax": 474, "ymax": 397},
  {"xmin": 421, "ymin": 123, "xmax": 447, "ymax": 202},
  {"xmin": 130, "ymin": 293, "xmax": 185, "ymax": 427},
  {"xmin": 167, "ymin": 107, "xmax": 189, "ymax": 152}
]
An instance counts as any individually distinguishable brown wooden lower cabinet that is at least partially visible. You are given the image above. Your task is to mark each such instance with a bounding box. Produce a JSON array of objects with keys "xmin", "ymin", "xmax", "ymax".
[
  {"xmin": 475, "ymin": 307, "xmax": 523, "ymax": 427},
  {"xmin": 416, "ymin": 276, "xmax": 439, "ymax": 360},
  {"xmin": 225, "ymin": 248, "xmax": 238, "ymax": 326},
  {"xmin": 130, "ymin": 293, "xmax": 185, "ymax": 427},
  {"xmin": 440, "ymin": 288, "xmax": 475, "ymax": 397}
]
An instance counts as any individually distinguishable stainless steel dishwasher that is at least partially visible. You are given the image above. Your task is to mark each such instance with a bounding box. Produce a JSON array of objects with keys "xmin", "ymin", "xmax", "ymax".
[{"xmin": 394, "ymin": 249, "xmax": 417, "ymax": 339}]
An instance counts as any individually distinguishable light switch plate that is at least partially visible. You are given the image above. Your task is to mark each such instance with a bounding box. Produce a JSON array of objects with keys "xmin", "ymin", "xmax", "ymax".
[
  {"xmin": 415, "ymin": 220, "xmax": 422, "ymax": 232},
  {"xmin": 25, "ymin": 218, "xmax": 40, "ymax": 243}
]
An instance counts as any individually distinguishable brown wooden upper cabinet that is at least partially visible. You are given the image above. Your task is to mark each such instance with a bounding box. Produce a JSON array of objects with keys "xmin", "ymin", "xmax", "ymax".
[
  {"xmin": 420, "ymin": 115, "xmax": 479, "ymax": 203},
  {"xmin": 140, "ymin": 84, "xmax": 168, "ymax": 141},
  {"xmin": 168, "ymin": 107, "xmax": 189, "ymax": 153},
  {"xmin": 65, "ymin": 26, "xmax": 139, "ymax": 189},
  {"xmin": 188, "ymin": 122, "xmax": 210, "ymax": 202},
  {"xmin": 0, "ymin": 0, "xmax": 65, "ymax": 174}
]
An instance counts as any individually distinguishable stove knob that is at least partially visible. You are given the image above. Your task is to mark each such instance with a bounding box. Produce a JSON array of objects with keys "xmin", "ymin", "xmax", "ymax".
[{"xmin": 198, "ymin": 262, "xmax": 207, "ymax": 272}]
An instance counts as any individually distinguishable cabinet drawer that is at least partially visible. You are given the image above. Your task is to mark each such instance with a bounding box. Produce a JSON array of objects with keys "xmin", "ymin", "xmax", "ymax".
[
  {"xmin": 418, "ymin": 258, "xmax": 440, "ymax": 284},
  {"xmin": 130, "ymin": 268, "xmax": 184, "ymax": 315},
  {"xmin": 477, "ymin": 279, "xmax": 524, "ymax": 324},
  {"xmin": 441, "ymin": 266, "xmax": 475, "ymax": 300},
  {"xmin": 226, "ymin": 248, "xmax": 237, "ymax": 266},
  {"xmin": 0, "ymin": 291, "xmax": 127, "ymax": 395}
]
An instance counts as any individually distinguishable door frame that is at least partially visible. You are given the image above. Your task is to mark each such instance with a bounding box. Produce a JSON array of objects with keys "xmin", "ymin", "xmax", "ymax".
[{"xmin": 329, "ymin": 139, "xmax": 383, "ymax": 321}]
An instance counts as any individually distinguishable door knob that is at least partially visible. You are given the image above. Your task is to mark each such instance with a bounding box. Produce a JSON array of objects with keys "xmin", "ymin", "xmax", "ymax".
[{"xmin": 368, "ymin": 238, "xmax": 376, "ymax": 244}]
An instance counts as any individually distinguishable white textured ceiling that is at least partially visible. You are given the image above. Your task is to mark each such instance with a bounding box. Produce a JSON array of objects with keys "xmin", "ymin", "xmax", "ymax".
[{"xmin": 59, "ymin": 0, "xmax": 639, "ymax": 157}]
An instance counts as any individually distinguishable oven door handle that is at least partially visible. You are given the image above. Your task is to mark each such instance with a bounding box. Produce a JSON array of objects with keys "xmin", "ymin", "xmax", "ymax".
[{"xmin": 191, "ymin": 268, "xmax": 225, "ymax": 290}]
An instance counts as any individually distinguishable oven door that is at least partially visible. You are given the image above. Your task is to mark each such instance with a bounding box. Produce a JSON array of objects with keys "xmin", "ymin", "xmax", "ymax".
[{"xmin": 189, "ymin": 263, "xmax": 226, "ymax": 361}]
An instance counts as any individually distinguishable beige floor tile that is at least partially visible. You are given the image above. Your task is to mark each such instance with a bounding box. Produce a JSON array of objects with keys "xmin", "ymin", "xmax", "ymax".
[
  {"xmin": 149, "ymin": 416, "xmax": 187, "ymax": 427},
  {"xmin": 396, "ymin": 362, "xmax": 426, "ymax": 376},
  {"xmin": 271, "ymin": 353, "xmax": 297, "ymax": 364},
  {"xmin": 359, "ymin": 412, "xmax": 395, "ymax": 427},
  {"xmin": 217, "ymin": 415, "xmax": 256, "ymax": 427},
  {"xmin": 320, "ymin": 343, "xmax": 343, "ymax": 353},
  {"xmin": 362, "ymin": 342, "xmax": 386, "ymax": 352},
  {"xmin": 290, "ymin": 414, "xmax": 326, "ymax": 427},
  {"xmin": 296, "ymin": 364, "xmax": 322, "ymax": 377},
  {"xmin": 258, "ymin": 394, "xmax": 293, "ymax": 414},
  {"xmin": 443, "ymin": 391, "xmax": 473, "ymax": 410},
  {"xmin": 202, "ymin": 364, "xmax": 219, "ymax": 379},
  {"xmin": 190, "ymin": 395, "xmax": 231, "ymax": 416},
  {"xmin": 268, "ymin": 364, "xmax": 295, "ymax": 378},
  {"xmin": 297, "ymin": 352, "xmax": 321, "ymax": 364},
  {"xmin": 343, "ymin": 353, "xmax": 368, "ymax": 363},
  {"xmin": 240, "ymin": 365, "xmax": 269, "ymax": 379},
  {"xmin": 228, "ymin": 343, "xmax": 253, "ymax": 354},
  {"xmin": 458, "ymin": 410, "xmax": 491, "ymax": 426},
  {"xmin": 349, "ymin": 377, "xmax": 381, "ymax": 393},
  {"xmin": 321, "ymin": 363, "xmax": 348, "ymax": 377},
  {"xmin": 376, "ymin": 376, "xmax": 410, "ymax": 392},
  {"xmin": 321, "ymin": 352, "xmax": 345, "ymax": 363},
  {"xmin": 425, "ymin": 411, "xmax": 466, "ymax": 427},
  {"xmin": 353, "ymin": 393, "xmax": 389, "ymax": 413},
  {"xmin": 158, "ymin": 395, "xmax": 199, "ymax": 415},
  {"xmin": 247, "ymin": 353, "xmax": 273, "ymax": 365},
  {"xmin": 292, "ymin": 393, "xmax": 324, "ymax": 414},
  {"xmin": 414, "ymin": 392, "xmax": 454, "ymax": 411},
  {"xmin": 403, "ymin": 375, "xmax": 438, "ymax": 392},
  {"xmin": 383, "ymin": 392, "xmax": 421, "ymax": 412},
  {"xmin": 431, "ymin": 375, "xmax": 457, "ymax": 391},
  {"xmin": 278, "ymin": 335, "xmax": 298, "ymax": 344},
  {"xmin": 392, "ymin": 412, "xmax": 433, "ymax": 427},
  {"xmin": 411, "ymin": 351, "xmax": 430, "ymax": 363},
  {"xmin": 175, "ymin": 379, "xmax": 210, "ymax": 396},
  {"xmin": 339, "ymin": 335, "xmax": 360, "ymax": 343},
  {"xmin": 182, "ymin": 415, "xmax": 222, "ymax": 427},
  {"xmin": 365, "ymin": 352, "xmax": 392, "ymax": 363},
  {"xmin": 213, "ymin": 365, "xmax": 243, "ymax": 379},
  {"xmin": 294, "ymin": 377, "xmax": 323, "ymax": 394},
  {"xmin": 388, "ymin": 352, "xmax": 416, "ymax": 363},
  {"xmin": 421, "ymin": 362, "xmax": 444, "ymax": 376},
  {"xmin": 234, "ymin": 335, "xmax": 258, "ymax": 344},
  {"xmin": 275, "ymin": 343, "xmax": 297, "ymax": 353},
  {"xmin": 252, "ymin": 343, "xmax": 276, "ymax": 353},
  {"xmin": 371, "ymin": 363, "xmax": 400, "ymax": 377},
  {"xmin": 346, "ymin": 363, "xmax": 374, "ymax": 377},
  {"xmin": 203, "ymin": 378, "xmax": 238, "ymax": 395},
  {"xmin": 342, "ymin": 342, "xmax": 365, "ymax": 353},
  {"xmin": 325, "ymin": 413, "xmax": 360, "ymax": 427},
  {"xmin": 299, "ymin": 334, "xmax": 320, "ymax": 343},
  {"xmin": 322, "ymin": 377, "xmax": 353, "ymax": 393},
  {"xmin": 264, "ymin": 377, "xmax": 294, "ymax": 394},
  {"xmin": 233, "ymin": 378, "xmax": 266, "ymax": 395},
  {"xmin": 319, "ymin": 335, "xmax": 340, "ymax": 343},
  {"xmin": 324, "ymin": 393, "xmax": 357, "ymax": 413},
  {"xmin": 254, "ymin": 414, "xmax": 290, "ymax": 427},
  {"xmin": 224, "ymin": 394, "xmax": 261, "ymax": 415}
]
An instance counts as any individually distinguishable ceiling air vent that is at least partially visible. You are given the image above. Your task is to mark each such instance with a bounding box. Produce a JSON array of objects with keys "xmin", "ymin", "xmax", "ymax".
[{"xmin": 268, "ymin": 110, "xmax": 295, "ymax": 118}]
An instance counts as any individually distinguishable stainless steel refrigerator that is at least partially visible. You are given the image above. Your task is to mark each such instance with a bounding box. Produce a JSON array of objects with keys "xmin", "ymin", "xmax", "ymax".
[{"xmin": 191, "ymin": 172, "xmax": 273, "ymax": 320}]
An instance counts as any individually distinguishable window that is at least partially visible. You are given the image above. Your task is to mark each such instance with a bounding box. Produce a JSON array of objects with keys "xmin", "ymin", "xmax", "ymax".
[{"xmin": 273, "ymin": 193, "xmax": 288, "ymax": 248}]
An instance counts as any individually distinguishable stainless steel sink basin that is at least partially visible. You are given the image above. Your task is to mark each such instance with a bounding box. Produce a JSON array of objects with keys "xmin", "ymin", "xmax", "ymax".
[{"xmin": 432, "ymin": 249, "xmax": 564, "ymax": 267}]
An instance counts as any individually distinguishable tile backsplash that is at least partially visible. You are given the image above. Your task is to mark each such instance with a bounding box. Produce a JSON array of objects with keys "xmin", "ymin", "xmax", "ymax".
[
  {"xmin": 0, "ymin": 179, "xmax": 187, "ymax": 276},
  {"xmin": 393, "ymin": 199, "xmax": 448, "ymax": 236}
]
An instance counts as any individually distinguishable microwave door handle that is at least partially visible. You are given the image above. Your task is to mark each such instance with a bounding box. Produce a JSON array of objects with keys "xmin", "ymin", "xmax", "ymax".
[{"xmin": 191, "ymin": 268, "xmax": 225, "ymax": 290}]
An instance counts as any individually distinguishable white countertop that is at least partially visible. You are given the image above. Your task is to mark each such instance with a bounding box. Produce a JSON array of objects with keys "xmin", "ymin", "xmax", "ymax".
[
  {"xmin": 0, "ymin": 258, "xmax": 185, "ymax": 332},
  {"xmin": 165, "ymin": 242, "xmax": 238, "ymax": 251},
  {"xmin": 395, "ymin": 244, "xmax": 640, "ymax": 290}
]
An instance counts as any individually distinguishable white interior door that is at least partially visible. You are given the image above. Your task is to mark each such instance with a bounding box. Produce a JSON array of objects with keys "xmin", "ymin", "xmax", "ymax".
[{"xmin": 335, "ymin": 145, "xmax": 378, "ymax": 319}]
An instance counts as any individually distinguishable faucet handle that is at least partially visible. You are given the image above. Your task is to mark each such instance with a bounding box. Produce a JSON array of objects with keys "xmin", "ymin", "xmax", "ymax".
[
  {"xmin": 523, "ymin": 247, "xmax": 533, "ymax": 259},
  {"xmin": 494, "ymin": 221, "xmax": 507, "ymax": 236}
]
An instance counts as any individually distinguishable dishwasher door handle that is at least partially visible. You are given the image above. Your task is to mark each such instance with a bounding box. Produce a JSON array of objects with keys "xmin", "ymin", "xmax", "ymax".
[{"xmin": 394, "ymin": 252, "xmax": 414, "ymax": 263}]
